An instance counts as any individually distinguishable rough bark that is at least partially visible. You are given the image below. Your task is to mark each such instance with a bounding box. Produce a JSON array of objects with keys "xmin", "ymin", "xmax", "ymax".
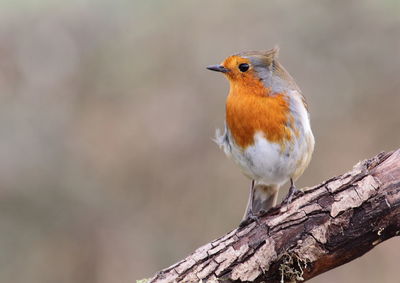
[{"xmin": 149, "ymin": 149, "xmax": 400, "ymax": 283}]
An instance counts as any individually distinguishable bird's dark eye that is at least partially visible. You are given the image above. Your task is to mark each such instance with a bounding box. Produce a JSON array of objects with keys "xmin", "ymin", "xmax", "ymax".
[{"xmin": 238, "ymin": 63, "xmax": 249, "ymax": 72}]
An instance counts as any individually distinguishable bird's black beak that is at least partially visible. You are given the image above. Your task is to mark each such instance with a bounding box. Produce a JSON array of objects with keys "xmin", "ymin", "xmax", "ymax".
[{"xmin": 206, "ymin": 65, "xmax": 229, "ymax": 73}]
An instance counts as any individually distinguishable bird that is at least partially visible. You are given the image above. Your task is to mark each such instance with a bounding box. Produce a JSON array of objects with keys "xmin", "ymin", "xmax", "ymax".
[{"xmin": 207, "ymin": 47, "xmax": 315, "ymax": 225}]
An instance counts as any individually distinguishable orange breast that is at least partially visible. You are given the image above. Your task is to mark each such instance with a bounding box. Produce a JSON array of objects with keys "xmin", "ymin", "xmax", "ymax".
[{"xmin": 226, "ymin": 77, "xmax": 293, "ymax": 149}]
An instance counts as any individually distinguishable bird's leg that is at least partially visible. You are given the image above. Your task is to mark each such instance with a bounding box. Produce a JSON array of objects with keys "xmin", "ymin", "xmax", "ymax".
[
  {"xmin": 247, "ymin": 180, "xmax": 257, "ymax": 218},
  {"xmin": 239, "ymin": 180, "xmax": 261, "ymax": 227},
  {"xmin": 282, "ymin": 178, "xmax": 303, "ymax": 205}
]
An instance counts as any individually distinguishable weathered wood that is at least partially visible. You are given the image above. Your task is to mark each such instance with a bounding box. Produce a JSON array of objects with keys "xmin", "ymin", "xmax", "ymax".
[{"xmin": 149, "ymin": 149, "xmax": 400, "ymax": 283}]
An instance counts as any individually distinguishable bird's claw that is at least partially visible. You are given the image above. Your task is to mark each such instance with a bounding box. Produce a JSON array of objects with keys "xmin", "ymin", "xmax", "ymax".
[
  {"xmin": 239, "ymin": 211, "xmax": 261, "ymax": 228},
  {"xmin": 282, "ymin": 184, "xmax": 304, "ymax": 205}
]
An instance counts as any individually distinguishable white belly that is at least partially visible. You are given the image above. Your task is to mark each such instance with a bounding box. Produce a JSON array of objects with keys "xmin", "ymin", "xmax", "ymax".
[{"xmin": 230, "ymin": 131, "xmax": 310, "ymax": 185}]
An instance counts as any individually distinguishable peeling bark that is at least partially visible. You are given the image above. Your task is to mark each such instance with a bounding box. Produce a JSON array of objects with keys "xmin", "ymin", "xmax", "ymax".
[{"xmin": 149, "ymin": 149, "xmax": 400, "ymax": 283}]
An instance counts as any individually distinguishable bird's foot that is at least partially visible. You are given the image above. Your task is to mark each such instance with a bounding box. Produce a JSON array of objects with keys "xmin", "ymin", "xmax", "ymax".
[
  {"xmin": 281, "ymin": 183, "xmax": 304, "ymax": 205},
  {"xmin": 239, "ymin": 211, "xmax": 261, "ymax": 228}
]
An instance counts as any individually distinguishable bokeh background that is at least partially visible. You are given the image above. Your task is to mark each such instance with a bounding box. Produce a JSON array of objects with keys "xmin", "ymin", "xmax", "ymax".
[{"xmin": 0, "ymin": 0, "xmax": 399, "ymax": 282}]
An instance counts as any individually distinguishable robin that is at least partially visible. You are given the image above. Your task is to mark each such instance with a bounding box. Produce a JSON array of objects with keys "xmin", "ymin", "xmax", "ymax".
[{"xmin": 207, "ymin": 47, "xmax": 315, "ymax": 224}]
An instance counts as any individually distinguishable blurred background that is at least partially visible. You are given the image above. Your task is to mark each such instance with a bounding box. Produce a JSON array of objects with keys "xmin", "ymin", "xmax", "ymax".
[{"xmin": 0, "ymin": 0, "xmax": 399, "ymax": 282}]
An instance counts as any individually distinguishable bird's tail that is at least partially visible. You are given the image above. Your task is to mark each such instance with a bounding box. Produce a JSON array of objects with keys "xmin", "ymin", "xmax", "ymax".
[{"xmin": 243, "ymin": 184, "xmax": 279, "ymax": 220}]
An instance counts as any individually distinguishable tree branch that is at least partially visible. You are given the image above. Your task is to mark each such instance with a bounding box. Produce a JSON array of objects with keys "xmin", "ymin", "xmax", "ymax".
[{"xmin": 149, "ymin": 149, "xmax": 400, "ymax": 283}]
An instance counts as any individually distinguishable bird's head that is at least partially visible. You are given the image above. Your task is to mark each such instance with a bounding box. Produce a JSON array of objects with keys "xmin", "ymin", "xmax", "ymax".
[{"xmin": 207, "ymin": 47, "xmax": 298, "ymax": 96}]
